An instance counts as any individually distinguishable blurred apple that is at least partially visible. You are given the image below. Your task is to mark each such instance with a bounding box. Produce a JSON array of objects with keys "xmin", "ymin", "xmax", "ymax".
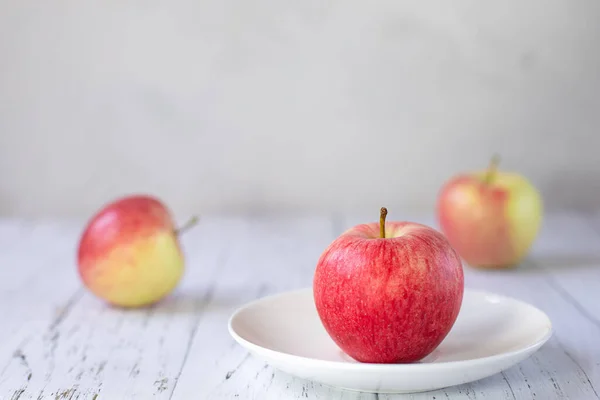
[
  {"xmin": 77, "ymin": 194, "xmax": 196, "ymax": 307},
  {"xmin": 436, "ymin": 156, "xmax": 543, "ymax": 269}
]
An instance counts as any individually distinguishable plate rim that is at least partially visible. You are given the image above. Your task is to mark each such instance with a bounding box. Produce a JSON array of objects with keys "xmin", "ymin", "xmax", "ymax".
[{"xmin": 228, "ymin": 287, "xmax": 553, "ymax": 370}]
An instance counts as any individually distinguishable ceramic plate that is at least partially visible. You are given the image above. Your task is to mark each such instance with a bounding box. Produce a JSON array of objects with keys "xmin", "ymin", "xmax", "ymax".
[{"xmin": 228, "ymin": 288, "xmax": 552, "ymax": 394}]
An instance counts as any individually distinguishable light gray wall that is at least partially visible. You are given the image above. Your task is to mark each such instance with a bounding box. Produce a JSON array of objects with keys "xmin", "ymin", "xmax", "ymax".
[{"xmin": 1, "ymin": 0, "xmax": 599, "ymax": 217}]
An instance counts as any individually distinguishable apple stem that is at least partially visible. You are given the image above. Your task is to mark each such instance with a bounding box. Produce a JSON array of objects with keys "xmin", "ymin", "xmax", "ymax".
[
  {"xmin": 483, "ymin": 154, "xmax": 501, "ymax": 184},
  {"xmin": 380, "ymin": 207, "xmax": 387, "ymax": 238},
  {"xmin": 175, "ymin": 216, "xmax": 200, "ymax": 236}
]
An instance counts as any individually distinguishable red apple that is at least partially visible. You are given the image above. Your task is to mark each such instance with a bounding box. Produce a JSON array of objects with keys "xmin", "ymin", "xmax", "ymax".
[
  {"xmin": 436, "ymin": 156, "xmax": 543, "ymax": 269},
  {"xmin": 313, "ymin": 208, "xmax": 464, "ymax": 364},
  {"xmin": 77, "ymin": 194, "xmax": 197, "ymax": 308}
]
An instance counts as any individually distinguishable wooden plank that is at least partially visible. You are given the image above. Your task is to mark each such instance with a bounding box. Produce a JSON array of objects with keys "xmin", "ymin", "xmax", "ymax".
[
  {"xmin": 169, "ymin": 215, "xmax": 379, "ymax": 400},
  {"xmin": 0, "ymin": 216, "xmax": 239, "ymax": 399},
  {"xmin": 465, "ymin": 266, "xmax": 600, "ymax": 400},
  {"xmin": 530, "ymin": 212, "xmax": 600, "ymax": 324},
  {"xmin": 0, "ymin": 220, "xmax": 85, "ymax": 398}
]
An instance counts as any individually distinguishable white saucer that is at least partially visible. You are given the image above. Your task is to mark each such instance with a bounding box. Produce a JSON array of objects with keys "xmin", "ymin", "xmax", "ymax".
[{"xmin": 228, "ymin": 288, "xmax": 552, "ymax": 394}]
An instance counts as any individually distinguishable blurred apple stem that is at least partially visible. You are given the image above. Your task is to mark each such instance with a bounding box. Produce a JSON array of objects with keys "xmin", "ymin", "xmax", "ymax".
[
  {"xmin": 175, "ymin": 216, "xmax": 200, "ymax": 236},
  {"xmin": 483, "ymin": 154, "xmax": 501, "ymax": 184},
  {"xmin": 380, "ymin": 207, "xmax": 388, "ymax": 238}
]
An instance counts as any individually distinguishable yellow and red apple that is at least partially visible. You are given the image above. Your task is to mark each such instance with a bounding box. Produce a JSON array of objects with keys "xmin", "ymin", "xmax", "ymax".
[
  {"xmin": 77, "ymin": 194, "xmax": 195, "ymax": 308},
  {"xmin": 436, "ymin": 156, "xmax": 543, "ymax": 269}
]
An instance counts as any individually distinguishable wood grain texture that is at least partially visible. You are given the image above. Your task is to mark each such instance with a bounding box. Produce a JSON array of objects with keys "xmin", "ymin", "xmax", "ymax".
[
  {"xmin": 0, "ymin": 220, "xmax": 84, "ymax": 399},
  {"xmin": 0, "ymin": 213, "xmax": 597, "ymax": 399},
  {"xmin": 170, "ymin": 215, "xmax": 337, "ymax": 400}
]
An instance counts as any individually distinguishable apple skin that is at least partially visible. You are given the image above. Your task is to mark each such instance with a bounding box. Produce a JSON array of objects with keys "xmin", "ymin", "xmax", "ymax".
[
  {"xmin": 77, "ymin": 194, "xmax": 185, "ymax": 308},
  {"xmin": 313, "ymin": 221, "xmax": 464, "ymax": 364},
  {"xmin": 437, "ymin": 171, "xmax": 543, "ymax": 269}
]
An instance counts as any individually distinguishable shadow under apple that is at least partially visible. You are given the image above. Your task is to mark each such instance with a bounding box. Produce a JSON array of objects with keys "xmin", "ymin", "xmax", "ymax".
[
  {"xmin": 523, "ymin": 255, "xmax": 600, "ymax": 271},
  {"xmin": 258, "ymin": 337, "xmax": 584, "ymax": 398},
  {"xmin": 462, "ymin": 254, "xmax": 600, "ymax": 274},
  {"xmin": 141, "ymin": 283, "xmax": 274, "ymax": 316}
]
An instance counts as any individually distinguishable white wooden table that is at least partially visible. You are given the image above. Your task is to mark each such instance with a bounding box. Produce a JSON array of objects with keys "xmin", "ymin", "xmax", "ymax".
[{"xmin": 0, "ymin": 212, "xmax": 599, "ymax": 399}]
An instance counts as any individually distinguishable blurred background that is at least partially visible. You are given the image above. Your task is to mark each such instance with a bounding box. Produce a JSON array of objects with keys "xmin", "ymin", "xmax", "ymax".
[{"xmin": 1, "ymin": 0, "xmax": 599, "ymax": 218}]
